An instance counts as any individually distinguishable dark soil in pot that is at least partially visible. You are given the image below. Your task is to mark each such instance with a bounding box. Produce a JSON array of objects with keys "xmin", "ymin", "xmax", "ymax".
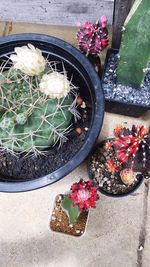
[
  {"xmin": 87, "ymin": 139, "xmax": 144, "ymax": 197},
  {"xmin": 0, "ymin": 104, "xmax": 89, "ymax": 181},
  {"xmin": 50, "ymin": 194, "xmax": 88, "ymax": 237},
  {"xmin": 102, "ymin": 49, "xmax": 150, "ymax": 117}
]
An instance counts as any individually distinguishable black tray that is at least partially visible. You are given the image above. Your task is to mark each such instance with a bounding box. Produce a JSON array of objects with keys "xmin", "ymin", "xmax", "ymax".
[{"xmin": 102, "ymin": 49, "xmax": 150, "ymax": 117}]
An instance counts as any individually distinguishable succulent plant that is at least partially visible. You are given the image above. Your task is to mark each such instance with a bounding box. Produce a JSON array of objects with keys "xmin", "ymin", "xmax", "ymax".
[
  {"xmin": 0, "ymin": 44, "xmax": 79, "ymax": 156},
  {"xmin": 114, "ymin": 125, "xmax": 150, "ymax": 173},
  {"xmin": 62, "ymin": 179, "xmax": 99, "ymax": 224},
  {"xmin": 117, "ymin": 0, "xmax": 150, "ymax": 88},
  {"xmin": 77, "ymin": 16, "xmax": 108, "ymax": 56}
]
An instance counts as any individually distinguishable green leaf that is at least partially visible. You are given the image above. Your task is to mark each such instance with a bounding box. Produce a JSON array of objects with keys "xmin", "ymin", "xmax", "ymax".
[{"xmin": 61, "ymin": 195, "xmax": 79, "ymax": 225}]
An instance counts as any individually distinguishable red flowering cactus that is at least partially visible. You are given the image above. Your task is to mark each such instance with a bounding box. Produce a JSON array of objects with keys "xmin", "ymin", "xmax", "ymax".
[
  {"xmin": 114, "ymin": 125, "xmax": 150, "ymax": 172},
  {"xmin": 68, "ymin": 180, "xmax": 99, "ymax": 210},
  {"xmin": 106, "ymin": 159, "xmax": 119, "ymax": 173},
  {"xmin": 105, "ymin": 140, "xmax": 114, "ymax": 151},
  {"xmin": 61, "ymin": 179, "xmax": 99, "ymax": 224},
  {"xmin": 77, "ymin": 16, "xmax": 108, "ymax": 56},
  {"xmin": 113, "ymin": 125, "xmax": 124, "ymax": 137}
]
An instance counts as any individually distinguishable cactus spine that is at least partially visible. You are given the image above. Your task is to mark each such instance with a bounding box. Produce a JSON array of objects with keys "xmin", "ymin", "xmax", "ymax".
[
  {"xmin": 0, "ymin": 45, "xmax": 79, "ymax": 156},
  {"xmin": 116, "ymin": 0, "xmax": 150, "ymax": 88}
]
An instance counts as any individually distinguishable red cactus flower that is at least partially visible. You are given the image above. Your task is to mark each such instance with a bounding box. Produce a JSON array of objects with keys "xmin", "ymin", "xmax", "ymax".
[
  {"xmin": 68, "ymin": 180, "xmax": 99, "ymax": 211},
  {"xmin": 106, "ymin": 159, "xmax": 119, "ymax": 173},
  {"xmin": 105, "ymin": 140, "xmax": 114, "ymax": 151},
  {"xmin": 77, "ymin": 16, "xmax": 108, "ymax": 56},
  {"xmin": 115, "ymin": 125, "xmax": 148, "ymax": 163},
  {"xmin": 113, "ymin": 125, "xmax": 124, "ymax": 137}
]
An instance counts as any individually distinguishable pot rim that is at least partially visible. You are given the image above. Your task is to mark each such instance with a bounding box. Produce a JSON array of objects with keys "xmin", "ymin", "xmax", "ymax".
[{"xmin": 0, "ymin": 33, "xmax": 104, "ymax": 193}]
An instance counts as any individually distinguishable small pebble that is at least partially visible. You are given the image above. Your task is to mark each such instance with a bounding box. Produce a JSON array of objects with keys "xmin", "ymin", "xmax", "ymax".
[
  {"xmin": 76, "ymin": 96, "xmax": 83, "ymax": 106},
  {"xmin": 81, "ymin": 101, "xmax": 86, "ymax": 108},
  {"xmin": 138, "ymin": 245, "xmax": 143, "ymax": 251},
  {"xmin": 58, "ymin": 195, "xmax": 62, "ymax": 201},
  {"xmin": 75, "ymin": 127, "xmax": 82, "ymax": 135},
  {"xmin": 103, "ymin": 53, "xmax": 150, "ymax": 107},
  {"xmin": 99, "ymin": 182, "xmax": 104, "ymax": 187}
]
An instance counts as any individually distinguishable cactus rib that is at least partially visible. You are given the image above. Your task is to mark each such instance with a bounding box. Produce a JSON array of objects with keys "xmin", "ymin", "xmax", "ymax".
[
  {"xmin": 117, "ymin": 0, "xmax": 150, "ymax": 88},
  {"xmin": 0, "ymin": 56, "xmax": 79, "ymax": 156}
]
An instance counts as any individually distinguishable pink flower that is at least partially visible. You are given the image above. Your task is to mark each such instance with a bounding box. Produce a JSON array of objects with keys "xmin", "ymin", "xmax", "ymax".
[
  {"xmin": 106, "ymin": 159, "xmax": 119, "ymax": 173},
  {"xmin": 68, "ymin": 180, "xmax": 99, "ymax": 211},
  {"xmin": 100, "ymin": 15, "xmax": 108, "ymax": 28},
  {"xmin": 113, "ymin": 125, "xmax": 124, "ymax": 137},
  {"xmin": 105, "ymin": 140, "xmax": 114, "ymax": 151}
]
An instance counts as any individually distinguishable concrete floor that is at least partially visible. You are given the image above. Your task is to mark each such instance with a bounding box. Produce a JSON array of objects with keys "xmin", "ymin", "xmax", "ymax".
[{"xmin": 0, "ymin": 21, "xmax": 150, "ymax": 267}]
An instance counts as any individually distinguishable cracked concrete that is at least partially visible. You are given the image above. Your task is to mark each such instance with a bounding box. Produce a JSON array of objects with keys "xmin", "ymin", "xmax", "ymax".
[
  {"xmin": 0, "ymin": 22, "xmax": 150, "ymax": 267},
  {"xmin": 140, "ymin": 180, "xmax": 150, "ymax": 267},
  {"xmin": 137, "ymin": 181, "xmax": 149, "ymax": 267}
]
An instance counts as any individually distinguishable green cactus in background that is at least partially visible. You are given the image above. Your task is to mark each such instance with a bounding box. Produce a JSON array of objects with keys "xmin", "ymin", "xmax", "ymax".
[
  {"xmin": 0, "ymin": 45, "xmax": 79, "ymax": 156},
  {"xmin": 116, "ymin": 0, "xmax": 150, "ymax": 88}
]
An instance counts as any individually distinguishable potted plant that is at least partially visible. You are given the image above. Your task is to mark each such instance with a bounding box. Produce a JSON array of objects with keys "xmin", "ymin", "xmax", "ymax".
[
  {"xmin": 50, "ymin": 179, "xmax": 99, "ymax": 236},
  {"xmin": 102, "ymin": 0, "xmax": 150, "ymax": 117},
  {"xmin": 76, "ymin": 16, "xmax": 109, "ymax": 76},
  {"xmin": 87, "ymin": 125, "xmax": 150, "ymax": 197},
  {"xmin": 0, "ymin": 34, "xmax": 104, "ymax": 193}
]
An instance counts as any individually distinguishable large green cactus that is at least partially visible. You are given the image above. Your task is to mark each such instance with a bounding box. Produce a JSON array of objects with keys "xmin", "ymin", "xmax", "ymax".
[
  {"xmin": 0, "ymin": 67, "xmax": 75, "ymax": 155},
  {"xmin": 116, "ymin": 0, "xmax": 150, "ymax": 88}
]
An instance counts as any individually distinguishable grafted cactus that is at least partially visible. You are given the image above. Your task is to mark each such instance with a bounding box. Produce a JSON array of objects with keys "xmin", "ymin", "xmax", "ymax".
[
  {"xmin": 114, "ymin": 125, "xmax": 150, "ymax": 173},
  {"xmin": 0, "ymin": 44, "xmax": 79, "ymax": 156},
  {"xmin": 77, "ymin": 16, "xmax": 108, "ymax": 56},
  {"xmin": 117, "ymin": 0, "xmax": 150, "ymax": 88}
]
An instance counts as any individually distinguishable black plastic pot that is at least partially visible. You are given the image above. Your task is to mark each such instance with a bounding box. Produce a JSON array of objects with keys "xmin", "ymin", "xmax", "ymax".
[
  {"xmin": 0, "ymin": 33, "xmax": 104, "ymax": 193},
  {"xmin": 102, "ymin": 49, "xmax": 150, "ymax": 117},
  {"xmin": 87, "ymin": 139, "xmax": 144, "ymax": 197}
]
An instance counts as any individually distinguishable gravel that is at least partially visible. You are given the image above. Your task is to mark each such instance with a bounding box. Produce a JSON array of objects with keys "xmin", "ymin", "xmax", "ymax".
[{"xmin": 103, "ymin": 52, "xmax": 150, "ymax": 107}]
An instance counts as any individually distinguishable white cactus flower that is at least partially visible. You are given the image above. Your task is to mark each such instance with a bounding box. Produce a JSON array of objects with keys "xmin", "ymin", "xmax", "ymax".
[
  {"xmin": 10, "ymin": 43, "xmax": 46, "ymax": 76},
  {"xmin": 39, "ymin": 72, "xmax": 71, "ymax": 99}
]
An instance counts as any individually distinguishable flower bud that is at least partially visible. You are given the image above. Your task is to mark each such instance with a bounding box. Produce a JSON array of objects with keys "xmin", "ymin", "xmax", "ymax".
[
  {"xmin": 10, "ymin": 44, "xmax": 46, "ymax": 76},
  {"xmin": 39, "ymin": 71, "xmax": 70, "ymax": 99}
]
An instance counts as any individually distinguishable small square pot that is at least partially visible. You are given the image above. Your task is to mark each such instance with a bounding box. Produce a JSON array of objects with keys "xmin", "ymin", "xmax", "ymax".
[{"xmin": 50, "ymin": 194, "xmax": 89, "ymax": 237}]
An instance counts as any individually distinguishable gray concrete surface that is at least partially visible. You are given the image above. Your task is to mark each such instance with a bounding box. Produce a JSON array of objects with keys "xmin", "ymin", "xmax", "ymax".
[
  {"xmin": 141, "ymin": 180, "xmax": 150, "ymax": 267},
  {"xmin": 0, "ymin": 0, "xmax": 114, "ymax": 26},
  {"xmin": 0, "ymin": 164, "xmax": 147, "ymax": 267}
]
